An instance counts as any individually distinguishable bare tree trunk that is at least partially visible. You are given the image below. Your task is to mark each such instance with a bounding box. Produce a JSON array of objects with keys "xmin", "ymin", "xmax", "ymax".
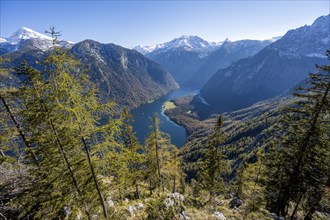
[
  {"xmin": 149, "ymin": 179, "xmax": 153, "ymax": 196},
  {"xmin": 29, "ymin": 83, "xmax": 92, "ymax": 219},
  {"xmin": 1, "ymin": 97, "xmax": 39, "ymax": 165},
  {"xmin": 155, "ymin": 137, "xmax": 162, "ymax": 192},
  {"xmin": 48, "ymin": 120, "xmax": 92, "ymax": 220},
  {"xmin": 291, "ymin": 194, "xmax": 304, "ymax": 220},
  {"xmin": 135, "ymin": 182, "xmax": 140, "ymax": 199},
  {"xmin": 81, "ymin": 137, "xmax": 108, "ymax": 219}
]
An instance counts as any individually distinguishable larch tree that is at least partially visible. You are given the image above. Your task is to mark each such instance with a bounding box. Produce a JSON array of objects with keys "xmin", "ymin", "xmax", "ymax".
[
  {"xmin": 145, "ymin": 114, "xmax": 164, "ymax": 194},
  {"xmin": 2, "ymin": 27, "xmax": 122, "ymax": 219},
  {"xmin": 120, "ymin": 109, "xmax": 145, "ymax": 199},
  {"xmin": 144, "ymin": 113, "xmax": 181, "ymax": 195},
  {"xmin": 106, "ymin": 109, "xmax": 145, "ymax": 200}
]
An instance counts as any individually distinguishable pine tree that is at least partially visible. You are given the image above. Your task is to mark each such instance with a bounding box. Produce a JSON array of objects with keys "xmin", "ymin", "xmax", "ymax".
[
  {"xmin": 265, "ymin": 51, "xmax": 330, "ymax": 219},
  {"xmin": 198, "ymin": 116, "xmax": 228, "ymax": 203}
]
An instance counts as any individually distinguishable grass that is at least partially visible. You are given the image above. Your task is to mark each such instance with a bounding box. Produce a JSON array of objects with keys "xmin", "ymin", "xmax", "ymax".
[{"xmin": 162, "ymin": 101, "xmax": 176, "ymax": 111}]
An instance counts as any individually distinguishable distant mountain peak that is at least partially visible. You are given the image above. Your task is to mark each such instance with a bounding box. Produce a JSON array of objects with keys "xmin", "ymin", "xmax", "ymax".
[
  {"xmin": 0, "ymin": 27, "xmax": 74, "ymax": 53},
  {"xmin": 132, "ymin": 44, "xmax": 157, "ymax": 54},
  {"xmin": 199, "ymin": 14, "xmax": 329, "ymax": 114},
  {"xmin": 164, "ymin": 35, "xmax": 210, "ymax": 50},
  {"xmin": 133, "ymin": 35, "xmax": 223, "ymax": 55},
  {"xmin": 5, "ymin": 27, "xmax": 52, "ymax": 44},
  {"xmin": 269, "ymin": 14, "xmax": 329, "ymax": 58}
]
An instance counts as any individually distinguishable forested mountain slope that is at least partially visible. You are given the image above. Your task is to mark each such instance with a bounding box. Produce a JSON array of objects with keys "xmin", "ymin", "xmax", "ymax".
[{"xmin": 1, "ymin": 33, "xmax": 179, "ymax": 111}]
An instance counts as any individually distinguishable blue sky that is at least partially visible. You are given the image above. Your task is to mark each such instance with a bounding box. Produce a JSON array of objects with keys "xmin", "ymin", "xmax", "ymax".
[{"xmin": 1, "ymin": 1, "xmax": 329, "ymax": 47}]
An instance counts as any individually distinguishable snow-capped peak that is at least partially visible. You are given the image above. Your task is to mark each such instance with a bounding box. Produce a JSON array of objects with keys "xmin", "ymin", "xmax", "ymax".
[
  {"xmin": 1, "ymin": 27, "xmax": 74, "ymax": 53},
  {"xmin": 163, "ymin": 35, "xmax": 211, "ymax": 50},
  {"xmin": 5, "ymin": 27, "xmax": 52, "ymax": 44},
  {"xmin": 134, "ymin": 35, "xmax": 224, "ymax": 55},
  {"xmin": 267, "ymin": 36, "xmax": 282, "ymax": 43},
  {"xmin": 132, "ymin": 45, "xmax": 157, "ymax": 54}
]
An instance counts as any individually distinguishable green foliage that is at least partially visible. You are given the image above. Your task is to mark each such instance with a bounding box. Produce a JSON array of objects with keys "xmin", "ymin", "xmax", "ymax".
[
  {"xmin": 265, "ymin": 52, "xmax": 330, "ymax": 218},
  {"xmin": 197, "ymin": 116, "xmax": 228, "ymax": 202},
  {"xmin": 145, "ymin": 195, "xmax": 172, "ymax": 220},
  {"xmin": 1, "ymin": 28, "xmax": 123, "ymax": 219},
  {"xmin": 236, "ymin": 151, "xmax": 267, "ymax": 218},
  {"xmin": 108, "ymin": 109, "xmax": 145, "ymax": 200},
  {"xmin": 145, "ymin": 194, "xmax": 185, "ymax": 220},
  {"xmin": 144, "ymin": 113, "xmax": 183, "ymax": 195}
]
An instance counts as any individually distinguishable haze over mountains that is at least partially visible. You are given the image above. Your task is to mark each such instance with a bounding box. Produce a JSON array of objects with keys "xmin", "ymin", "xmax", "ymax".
[
  {"xmin": 134, "ymin": 35, "xmax": 222, "ymax": 85},
  {"xmin": 1, "ymin": 14, "xmax": 329, "ymax": 114},
  {"xmin": 0, "ymin": 28, "xmax": 179, "ymax": 110},
  {"xmin": 198, "ymin": 14, "xmax": 329, "ymax": 114},
  {"xmin": 134, "ymin": 36, "xmax": 279, "ymax": 86},
  {"xmin": 189, "ymin": 38, "xmax": 279, "ymax": 87}
]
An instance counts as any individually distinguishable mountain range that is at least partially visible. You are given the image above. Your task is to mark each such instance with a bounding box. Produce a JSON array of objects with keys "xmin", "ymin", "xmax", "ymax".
[
  {"xmin": 1, "ymin": 14, "xmax": 328, "ymax": 114},
  {"xmin": 0, "ymin": 28, "xmax": 178, "ymax": 111},
  {"xmin": 133, "ymin": 35, "xmax": 221, "ymax": 55},
  {"xmin": 198, "ymin": 14, "xmax": 329, "ymax": 114},
  {"xmin": 137, "ymin": 35, "xmax": 222, "ymax": 85},
  {"xmin": 70, "ymin": 40, "xmax": 178, "ymax": 109},
  {"xmin": 189, "ymin": 38, "xmax": 279, "ymax": 87},
  {"xmin": 136, "ymin": 35, "xmax": 280, "ymax": 87}
]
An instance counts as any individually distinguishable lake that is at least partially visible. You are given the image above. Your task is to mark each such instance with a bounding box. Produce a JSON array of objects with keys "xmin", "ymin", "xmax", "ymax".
[{"xmin": 131, "ymin": 87, "xmax": 198, "ymax": 148}]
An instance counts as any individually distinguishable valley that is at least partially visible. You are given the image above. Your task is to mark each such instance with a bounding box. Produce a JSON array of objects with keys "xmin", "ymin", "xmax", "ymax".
[
  {"xmin": 131, "ymin": 87, "xmax": 198, "ymax": 147},
  {"xmin": 1, "ymin": 5, "xmax": 329, "ymax": 219}
]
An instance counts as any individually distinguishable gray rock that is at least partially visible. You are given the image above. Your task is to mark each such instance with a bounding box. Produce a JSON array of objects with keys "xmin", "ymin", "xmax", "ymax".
[
  {"xmin": 169, "ymin": 192, "xmax": 185, "ymax": 201},
  {"xmin": 165, "ymin": 197, "xmax": 174, "ymax": 208},
  {"xmin": 212, "ymin": 211, "xmax": 226, "ymax": 220},
  {"xmin": 269, "ymin": 213, "xmax": 284, "ymax": 220},
  {"xmin": 179, "ymin": 211, "xmax": 190, "ymax": 220},
  {"xmin": 128, "ymin": 205, "xmax": 137, "ymax": 216},
  {"xmin": 107, "ymin": 198, "xmax": 114, "ymax": 207},
  {"xmin": 136, "ymin": 203, "xmax": 144, "ymax": 210}
]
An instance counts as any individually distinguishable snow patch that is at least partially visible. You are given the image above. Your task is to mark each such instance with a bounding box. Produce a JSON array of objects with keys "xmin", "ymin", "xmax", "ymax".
[
  {"xmin": 134, "ymin": 35, "xmax": 223, "ymax": 55},
  {"xmin": 197, "ymin": 94, "xmax": 211, "ymax": 106},
  {"xmin": 0, "ymin": 38, "xmax": 7, "ymax": 43},
  {"xmin": 225, "ymin": 71, "xmax": 232, "ymax": 77},
  {"xmin": 121, "ymin": 54, "xmax": 128, "ymax": 70},
  {"xmin": 132, "ymin": 44, "xmax": 157, "ymax": 54},
  {"xmin": 212, "ymin": 212, "xmax": 226, "ymax": 220},
  {"xmin": 306, "ymin": 53, "xmax": 327, "ymax": 58}
]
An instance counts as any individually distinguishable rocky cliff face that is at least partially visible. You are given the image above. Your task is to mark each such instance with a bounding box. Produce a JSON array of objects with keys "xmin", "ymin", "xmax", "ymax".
[
  {"xmin": 145, "ymin": 35, "xmax": 221, "ymax": 85},
  {"xmin": 199, "ymin": 15, "xmax": 329, "ymax": 113},
  {"xmin": 189, "ymin": 39, "xmax": 276, "ymax": 88},
  {"xmin": 1, "ymin": 37, "xmax": 179, "ymax": 111},
  {"xmin": 70, "ymin": 40, "xmax": 179, "ymax": 109}
]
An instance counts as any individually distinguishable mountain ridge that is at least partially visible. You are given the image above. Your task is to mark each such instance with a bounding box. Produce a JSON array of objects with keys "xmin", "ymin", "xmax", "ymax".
[
  {"xmin": 1, "ymin": 36, "xmax": 179, "ymax": 111},
  {"xmin": 0, "ymin": 27, "xmax": 74, "ymax": 54},
  {"xmin": 198, "ymin": 14, "xmax": 329, "ymax": 114}
]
